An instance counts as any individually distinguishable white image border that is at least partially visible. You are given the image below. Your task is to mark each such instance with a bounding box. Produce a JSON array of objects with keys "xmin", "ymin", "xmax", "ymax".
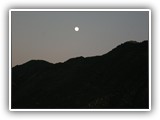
[{"xmin": 9, "ymin": 9, "xmax": 151, "ymax": 111}]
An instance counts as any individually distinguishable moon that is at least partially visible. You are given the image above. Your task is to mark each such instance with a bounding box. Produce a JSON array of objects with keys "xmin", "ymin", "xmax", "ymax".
[{"xmin": 74, "ymin": 27, "xmax": 79, "ymax": 31}]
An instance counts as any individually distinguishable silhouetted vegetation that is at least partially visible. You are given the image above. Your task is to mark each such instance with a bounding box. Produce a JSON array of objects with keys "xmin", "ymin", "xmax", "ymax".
[{"xmin": 12, "ymin": 40, "xmax": 149, "ymax": 109}]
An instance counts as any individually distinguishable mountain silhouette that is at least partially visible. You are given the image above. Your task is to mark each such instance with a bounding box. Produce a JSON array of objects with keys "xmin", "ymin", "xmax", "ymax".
[{"xmin": 11, "ymin": 40, "xmax": 149, "ymax": 109}]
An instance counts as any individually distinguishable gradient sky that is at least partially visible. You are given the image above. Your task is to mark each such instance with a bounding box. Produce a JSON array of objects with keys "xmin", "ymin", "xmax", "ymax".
[{"xmin": 11, "ymin": 11, "xmax": 149, "ymax": 67}]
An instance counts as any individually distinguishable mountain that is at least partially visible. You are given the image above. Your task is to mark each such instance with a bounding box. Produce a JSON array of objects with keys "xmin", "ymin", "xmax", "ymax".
[{"xmin": 11, "ymin": 40, "xmax": 149, "ymax": 109}]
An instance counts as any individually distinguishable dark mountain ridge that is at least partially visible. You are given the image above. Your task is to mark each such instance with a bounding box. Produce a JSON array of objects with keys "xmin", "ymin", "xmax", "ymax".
[{"xmin": 12, "ymin": 40, "xmax": 149, "ymax": 109}]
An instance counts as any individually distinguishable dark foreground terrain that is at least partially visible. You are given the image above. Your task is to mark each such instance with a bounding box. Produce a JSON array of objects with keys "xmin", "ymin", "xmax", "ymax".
[{"xmin": 12, "ymin": 40, "xmax": 149, "ymax": 109}]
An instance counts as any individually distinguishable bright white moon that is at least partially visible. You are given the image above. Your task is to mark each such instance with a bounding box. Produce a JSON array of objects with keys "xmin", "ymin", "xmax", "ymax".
[{"xmin": 75, "ymin": 27, "xmax": 79, "ymax": 31}]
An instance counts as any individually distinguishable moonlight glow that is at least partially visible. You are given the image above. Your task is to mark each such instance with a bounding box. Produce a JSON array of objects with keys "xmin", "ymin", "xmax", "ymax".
[{"xmin": 75, "ymin": 27, "xmax": 79, "ymax": 31}]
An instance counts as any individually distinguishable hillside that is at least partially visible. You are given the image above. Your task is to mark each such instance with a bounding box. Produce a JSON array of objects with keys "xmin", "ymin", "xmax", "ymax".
[{"xmin": 11, "ymin": 40, "xmax": 149, "ymax": 109}]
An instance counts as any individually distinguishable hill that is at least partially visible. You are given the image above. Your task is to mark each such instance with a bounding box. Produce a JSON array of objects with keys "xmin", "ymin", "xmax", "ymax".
[{"xmin": 11, "ymin": 40, "xmax": 149, "ymax": 109}]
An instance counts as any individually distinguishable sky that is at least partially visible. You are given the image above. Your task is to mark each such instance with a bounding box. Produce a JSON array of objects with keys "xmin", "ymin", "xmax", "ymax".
[{"xmin": 11, "ymin": 11, "xmax": 149, "ymax": 67}]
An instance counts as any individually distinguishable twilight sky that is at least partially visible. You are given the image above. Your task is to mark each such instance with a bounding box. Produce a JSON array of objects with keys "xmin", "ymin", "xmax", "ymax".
[{"xmin": 11, "ymin": 11, "xmax": 149, "ymax": 67}]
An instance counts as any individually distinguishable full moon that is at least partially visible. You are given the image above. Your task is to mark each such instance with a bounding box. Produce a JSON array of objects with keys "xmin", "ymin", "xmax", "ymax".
[{"xmin": 74, "ymin": 27, "xmax": 79, "ymax": 31}]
